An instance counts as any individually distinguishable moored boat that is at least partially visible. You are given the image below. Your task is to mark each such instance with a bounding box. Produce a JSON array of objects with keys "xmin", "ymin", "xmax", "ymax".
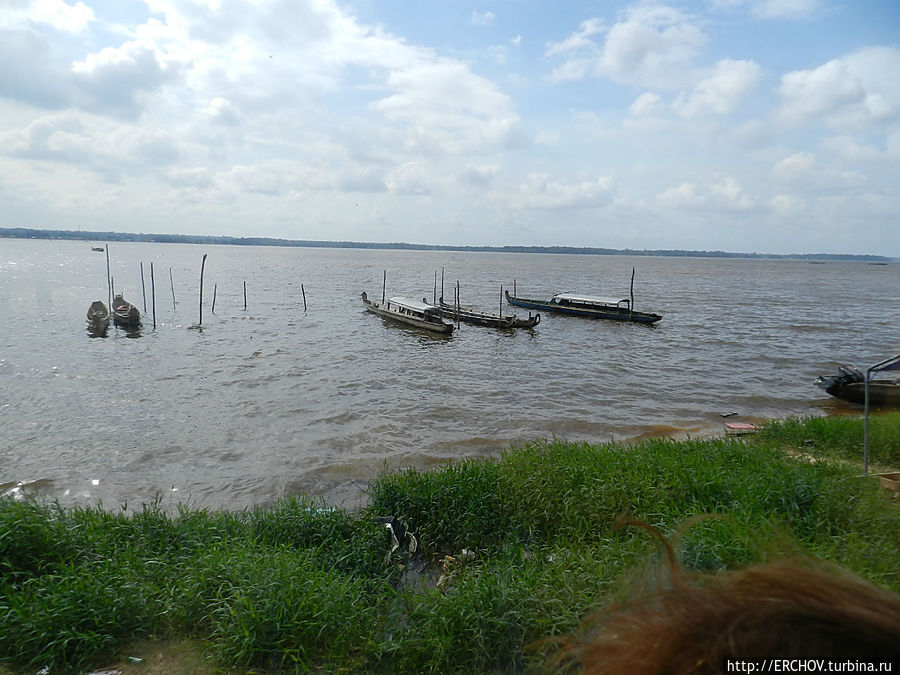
[
  {"xmin": 815, "ymin": 363, "xmax": 900, "ymax": 407},
  {"xmin": 111, "ymin": 293, "xmax": 141, "ymax": 327},
  {"xmin": 505, "ymin": 290, "xmax": 662, "ymax": 324},
  {"xmin": 434, "ymin": 298, "xmax": 539, "ymax": 329},
  {"xmin": 91, "ymin": 246, "xmax": 105, "ymax": 252},
  {"xmin": 362, "ymin": 292, "xmax": 454, "ymax": 334},
  {"xmin": 86, "ymin": 300, "xmax": 110, "ymax": 336}
]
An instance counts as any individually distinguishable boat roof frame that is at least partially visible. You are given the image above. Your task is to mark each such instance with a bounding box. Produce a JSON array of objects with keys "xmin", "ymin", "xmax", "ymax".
[
  {"xmin": 388, "ymin": 296, "xmax": 439, "ymax": 312},
  {"xmin": 552, "ymin": 293, "xmax": 630, "ymax": 307}
]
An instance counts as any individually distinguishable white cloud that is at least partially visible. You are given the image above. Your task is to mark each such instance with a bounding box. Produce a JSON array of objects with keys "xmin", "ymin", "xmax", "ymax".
[
  {"xmin": 658, "ymin": 174, "xmax": 754, "ymax": 210},
  {"xmin": 471, "ymin": 10, "xmax": 495, "ymax": 26},
  {"xmin": 547, "ymin": 6, "xmax": 706, "ymax": 89},
  {"xmin": 776, "ymin": 47, "xmax": 900, "ymax": 132},
  {"xmin": 508, "ymin": 173, "xmax": 616, "ymax": 210},
  {"xmin": 772, "ymin": 152, "xmax": 814, "ymax": 179},
  {"xmin": 671, "ymin": 59, "xmax": 761, "ymax": 117},
  {"xmin": 629, "ymin": 92, "xmax": 663, "ymax": 116},
  {"xmin": 1, "ymin": 0, "xmax": 95, "ymax": 33}
]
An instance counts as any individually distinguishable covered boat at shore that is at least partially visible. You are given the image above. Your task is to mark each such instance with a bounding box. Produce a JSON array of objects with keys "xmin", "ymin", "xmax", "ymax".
[
  {"xmin": 434, "ymin": 298, "xmax": 539, "ymax": 329},
  {"xmin": 815, "ymin": 359, "xmax": 900, "ymax": 407},
  {"xmin": 505, "ymin": 290, "xmax": 662, "ymax": 324},
  {"xmin": 362, "ymin": 292, "xmax": 454, "ymax": 334}
]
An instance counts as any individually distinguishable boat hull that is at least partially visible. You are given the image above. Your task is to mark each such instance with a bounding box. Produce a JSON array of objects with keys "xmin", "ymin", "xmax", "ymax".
[
  {"xmin": 362, "ymin": 293, "xmax": 454, "ymax": 334},
  {"xmin": 112, "ymin": 295, "xmax": 141, "ymax": 327},
  {"xmin": 435, "ymin": 301, "xmax": 539, "ymax": 329},
  {"xmin": 86, "ymin": 301, "xmax": 110, "ymax": 336},
  {"xmin": 505, "ymin": 291, "xmax": 661, "ymax": 324},
  {"xmin": 821, "ymin": 381, "xmax": 900, "ymax": 407}
]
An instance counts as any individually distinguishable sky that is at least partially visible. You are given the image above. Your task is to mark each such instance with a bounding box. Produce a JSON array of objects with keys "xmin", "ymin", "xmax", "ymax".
[{"xmin": 1, "ymin": 0, "xmax": 898, "ymax": 256}]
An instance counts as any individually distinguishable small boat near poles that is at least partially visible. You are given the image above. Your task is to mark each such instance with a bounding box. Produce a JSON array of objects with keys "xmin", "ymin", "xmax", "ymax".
[
  {"xmin": 504, "ymin": 290, "xmax": 662, "ymax": 324},
  {"xmin": 86, "ymin": 300, "xmax": 110, "ymax": 336},
  {"xmin": 111, "ymin": 293, "xmax": 141, "ymax": 328},
  {"xmin": 362, "ymin": 292, "xmax": 454, "ymax": 334},
  {"xmin": 91, "ymin": 246, "xmax": 105, "ymax": 252},
  {"xmin": 434, "ymin": 298, "xmax": 540, "ymax": 329}
]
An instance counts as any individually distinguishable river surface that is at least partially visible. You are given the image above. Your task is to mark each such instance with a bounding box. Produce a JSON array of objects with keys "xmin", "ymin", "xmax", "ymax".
[{"xmin": 1, "ymin": 239, "xmax": 897, "ymax": 511}]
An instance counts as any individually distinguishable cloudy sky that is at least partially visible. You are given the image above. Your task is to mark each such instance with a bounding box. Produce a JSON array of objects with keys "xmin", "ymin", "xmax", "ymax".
[{"xmin": 1, "ymin": 0, "xmax": 898, "ymax": 255}]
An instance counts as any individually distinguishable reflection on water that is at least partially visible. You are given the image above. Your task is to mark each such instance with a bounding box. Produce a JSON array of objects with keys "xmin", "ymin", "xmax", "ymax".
[{"xmin": 1, "ymin": 239, "xmax": 897, "ymax": 512}]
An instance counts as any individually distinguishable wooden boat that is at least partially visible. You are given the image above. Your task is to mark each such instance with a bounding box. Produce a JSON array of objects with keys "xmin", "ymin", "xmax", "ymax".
[
  {"xmin": 86, "ymin": 300, "xmax": 110, "ymax": 335},
  {"xmin": 815, "ymin": 364, "xmax": 900, "ymax": 407},
  {"xmin": 434, "ymin": 298, "xmax": 540, "ymax": 329},
  {"xmin": 91, "ymin": 246, "xmax": 105, "ymax": 252},
  {"xmin": 361, "ymin": 292, "xmax": 454, "ymax": 334},
  {"xmin": 111, "ymin": 293, "xmax": 141, "ymax": 327},
  {"xmin": 505, "ymin": 290, "xmax": 662, "ymax": 324}
]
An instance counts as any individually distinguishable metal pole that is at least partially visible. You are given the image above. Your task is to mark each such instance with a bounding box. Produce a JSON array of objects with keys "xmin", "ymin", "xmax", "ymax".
[{"xmin": 864, "ymin": 367, "xmax": 871, "ymax": 476}]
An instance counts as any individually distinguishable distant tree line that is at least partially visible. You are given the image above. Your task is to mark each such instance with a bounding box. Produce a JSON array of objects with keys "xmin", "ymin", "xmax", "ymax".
[{"xmin": 0, "ymin": 227, "xmax": 892, "ymax": 262}]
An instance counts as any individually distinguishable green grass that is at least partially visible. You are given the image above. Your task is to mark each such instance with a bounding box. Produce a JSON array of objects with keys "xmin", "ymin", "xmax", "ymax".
[{"xmin": 1, "ymin": 413, "xmax": 898, "ymax": 673}]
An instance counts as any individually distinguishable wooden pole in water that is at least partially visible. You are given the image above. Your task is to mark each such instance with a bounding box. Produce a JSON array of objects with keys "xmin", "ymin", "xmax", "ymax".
[
  {"xmin": 169, "ymin": 267, "xmax": 176, "ymax": 310},
  {"xmin": 212, "ymin": 284, "xmax": 217, "ymax": 314},
  {"xmin": 499, "ymin": 285, "xmax": 503, "ymax": 319},
  {"xmin": 433, "ymin": 270, "xmax": 437, "ymax": 305},
  {"xmin": 198, "ymin": 254, "xmax": 207, "ymax": 326},
  {"xmin": 140, "ymin": 262, "xmax": 147, "ymax": 313},
  {"xmin": 456, "ymin": 280, "xmax": 460, "ymax": 328},
  {"xmin": 382, "ymin": 270, "xmax": 386, "ymax": 304},
  {"xmin": 513, "ymin": 278, "xmax": 516, "ymax": 297},
  {"xmin": 301, "ymin": 284, "xmax": 307, "ymax": 311},
  {"xmin": 243, "ymin": 281, "xmax": 247, "ymax": 311},
  {"xmin": 150, "ymin": 262, "xmax": 157, "ymax": 330},
  {"xmin": 441, "ymin": 268, "xmax": 445, "ymax": 303},
  {"xmin": 111, "ymin": 276, "xmax": 116, "ymax": 299},
  {"xmin": 629, "ymin": 267, "xmax": 635, "ymax": 320},
  {"xmin": 105, "ymin": 245, "xmax": 111, "ymax": 307}
]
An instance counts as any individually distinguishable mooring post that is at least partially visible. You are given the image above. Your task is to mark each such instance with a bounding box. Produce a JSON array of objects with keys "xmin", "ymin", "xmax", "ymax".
[
  {"xmin": 212, "ymin": 284, "xmax": 217, "ymax": 314},
  {"xmin": 629, "ymin": 267, "xmax": 635, "ymax": 320},
  {"xmin": 150, "ymin": 262, "xmax": 157, "ymax": 330},
  {"xmin": 499, "ymin": 285, "xmax": 503, "ymax": 319},
  {"xmin": 456, "ymin": 280, "xmax": 460, "ymax": 328},
  {"xmin": 105, "ymin": 246, "xmax": 111, "ymax": 307},
  {"xmin": 198, "ymin": 254, "xmax": 207, "ymax": 326},
  {"xmin": 382, "ymin": 270, "xmax": 386, "ymax": 304},
  {"xmin": 433, "ymin": 270, "xmax": 437, "ymax": 305},
  {"xmin": 169, "ymin": 267, "xmax": 176, "ymax": 310},
  {"xmin": 301, "ymin": 284, "xmax": 307, "ymax": 311},
  {"xmin": 243, "ymin": 281, "xmax": 247, "ymax": 311},
  {"xmin": 140, "ymin": 262, "xmax": 147, "ymax": 313}
]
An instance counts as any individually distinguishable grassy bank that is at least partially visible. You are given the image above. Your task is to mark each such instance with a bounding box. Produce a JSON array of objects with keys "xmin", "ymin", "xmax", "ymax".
[{"xmin": 2, "ymin": 413, "xmax": 899, "ymax": 674}]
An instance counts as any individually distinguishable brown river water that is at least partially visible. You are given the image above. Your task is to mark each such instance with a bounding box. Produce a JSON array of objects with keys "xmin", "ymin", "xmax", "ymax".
[{"xmin": 1, "ymin": 239, "xmax": 897, "ymax": 511}]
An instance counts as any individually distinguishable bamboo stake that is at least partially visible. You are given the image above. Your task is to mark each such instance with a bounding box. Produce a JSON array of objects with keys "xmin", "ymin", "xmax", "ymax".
[
  {"xmin": 105, "ymin": 245, "xmax": 111, "ymax": 308},
  {"xmin": 499, "ymin": 285, "xmax": 503, "ymax": 319},
  {"xmin": 169, "ymin": 267, "xmax": 176, "ymax": 310},
  {"xmin": 198, "ymin": 254, "xmax": 207, "ymax": 326},
  {"xmin": 456, "ymin": 280, "xmax": 460, "ymax": 329},
  {"xmin": 140, "ymin": 262, "xmax": 147, "ymax": 313},
  {"xmin": 382, "ymin": 270, "xmax": 386, "ymax": 304},
  {"xmin": 243, "ymin": 281, "xmax": 247, "ymax": 311},
  {"xmin": 212, "ymin": 284, "xmax": 217, "ymax": 314},
  {"xmin": 433, "ymin": 270, "xmax": 437, "ymax": 305},
  {"xmin": 301, "ymin": 284, "xmax": 307, "ymax": 311},
  {"xmin": 150, "ymin": 262, "xmax": 157, "ymax": 330},
  {"xmin": 629, "ymin": 267, "xmax": 635, "ymax": 320}
]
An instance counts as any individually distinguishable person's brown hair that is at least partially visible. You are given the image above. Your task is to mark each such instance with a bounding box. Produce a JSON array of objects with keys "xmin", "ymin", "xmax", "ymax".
[{"xmin": 554, "ymin": 522, "xmax": 900, "ymax": 673}]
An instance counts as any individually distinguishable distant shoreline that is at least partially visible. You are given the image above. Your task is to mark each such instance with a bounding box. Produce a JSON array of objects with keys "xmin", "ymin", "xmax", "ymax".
[{"xmin": 0, "ymin": 227, "xmax": 893, "ymax": 262}]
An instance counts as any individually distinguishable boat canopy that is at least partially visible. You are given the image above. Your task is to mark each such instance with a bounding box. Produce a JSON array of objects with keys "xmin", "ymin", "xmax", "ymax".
[
  {"xmin": 551, "ymin": 293, "xmax": 630, "ymax": 308},
  {"xmin": 388, "ymin": 297, "xmax": 438, "ymax": 313}
]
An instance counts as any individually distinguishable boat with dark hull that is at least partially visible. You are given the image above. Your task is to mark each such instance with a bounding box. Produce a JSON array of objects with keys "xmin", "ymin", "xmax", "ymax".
[
  {"xmin": 434, "ymin": 298, "xmax": 539, "ymax": 329},
  {"xmin": 505, "ymin": 291, "xmax": 662, "ymax": 324},
  {"xmin": 362, "ymin": 292, "xmax": 454, "ymax": 334},
  {"xmin": 86, "ymin": 300, "xmax": 110, "ymax": 336},
  {"xmin": 111, "ymin": 294, "xmax": 141, "ymax": 328},
  {"xmin": 815, "ymin": 363, "xmax": 900, "ymax": 407}
]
